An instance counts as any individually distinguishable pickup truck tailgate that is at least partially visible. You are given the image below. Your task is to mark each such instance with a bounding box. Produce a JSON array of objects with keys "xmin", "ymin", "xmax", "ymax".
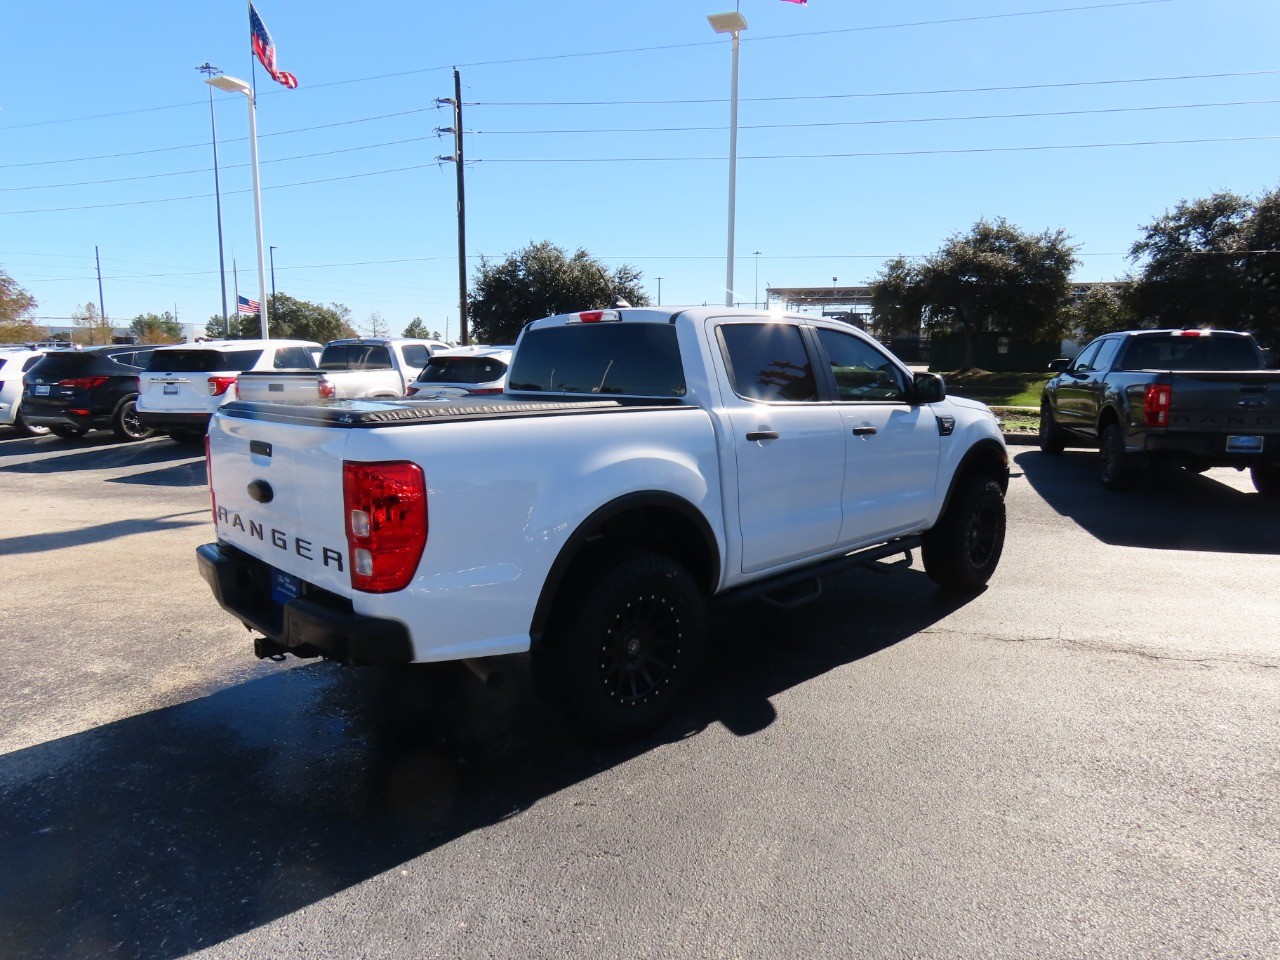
[
  {"xmin": 1166, "ymin": 372, "xmax": 1280, "ymax": 434},
  {"xmin": 207, "ymin": 412, "xmax": 353, "ymax": 597}
]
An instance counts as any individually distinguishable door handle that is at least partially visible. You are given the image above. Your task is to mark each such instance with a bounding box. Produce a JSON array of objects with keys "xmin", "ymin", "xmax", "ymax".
[
  {"xmin": 745, "ymin": 431, "xmax": 779, "ymax": 442},
  {"xmin": 851, "ymin": 426, "xmax": 878, "ymax": 436}
]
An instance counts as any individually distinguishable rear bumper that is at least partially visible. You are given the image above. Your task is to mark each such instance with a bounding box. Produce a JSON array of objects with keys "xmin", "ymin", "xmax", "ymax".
[
  {"xmin": 196, "ymin": 541, "xmax": 414, "ymax": 666},
  {"xmin": 139, "ymin": 411, "xmax": 212, "ymax": 432},
  {"xmin": 19, "ymin": 400, "xmax": 108, "ymax": 430},
  {"xmin": 1142, "ymin": 430, "xmax": 1280, "ymax": 467}
]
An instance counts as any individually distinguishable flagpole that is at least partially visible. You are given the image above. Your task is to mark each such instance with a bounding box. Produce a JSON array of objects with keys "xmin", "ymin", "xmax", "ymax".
[{"xmin": 246, "ymin": 3, "xmax": 269, "ymax": 339}]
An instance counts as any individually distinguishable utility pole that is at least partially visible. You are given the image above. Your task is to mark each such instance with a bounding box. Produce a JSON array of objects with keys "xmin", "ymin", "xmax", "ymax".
[
  {"xmin": 95, "ymin": 245, "xmax": 107, "ymax": 342},
  {"xmin": 269, "ymin": 245, "xmax": 278, "ymax": 306},
  {"xmin": 436, "ymin": 68, "xmax": 469, "ymax": 345}
]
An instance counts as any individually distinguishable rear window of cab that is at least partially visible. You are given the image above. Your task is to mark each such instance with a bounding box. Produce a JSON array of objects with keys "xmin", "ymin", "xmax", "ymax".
[
  {"xmin": 507, "ymin": 324, "xmax": 686, "ymax": 398},
  {"xmin": 146, "ymin": 349, "xmax": 264, "ymax": 373}
]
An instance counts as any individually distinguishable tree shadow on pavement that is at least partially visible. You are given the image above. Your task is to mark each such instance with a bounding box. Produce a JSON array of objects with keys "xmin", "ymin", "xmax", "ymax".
[
  {"xmin": 1016, "ymin": 449, "xmax": 1280, "ymax": 554},
  {"xmin": 0, "ymin": 437, "xmax": 200, "ymax": 475},
  {"xmin": 0, "ymin": 567, "xmax": 964, "ymax": 960}
]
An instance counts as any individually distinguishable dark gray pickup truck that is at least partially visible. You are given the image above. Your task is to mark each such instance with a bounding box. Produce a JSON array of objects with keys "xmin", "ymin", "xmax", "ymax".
[{"xmin": 1038, "ymin": 329, "xmax": 1280, "ymax": 494}]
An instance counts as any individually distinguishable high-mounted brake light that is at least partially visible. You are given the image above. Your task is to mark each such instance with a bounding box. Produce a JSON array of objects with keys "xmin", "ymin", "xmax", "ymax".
[
  {"xmin": 1174, "ymin": 329, "xmax": 1208, "ymax": 337},
  {"xmin": 59, "ymin": 376, "xmax": 108, "ymax": 391},
  {"xmin": 343, "ymin": 461, "xmax": 427, "ymax": 593},
  {"xmin": 208, "ymin": 375, "xmax": 237, "ymax": 397},
  {"xmin": 575, "ymin": 310, "xmax": 621, "ymax": 324},
  {"xmin": 1144, "ymin": 384, "xmax": 1172, "ymax": 427}
]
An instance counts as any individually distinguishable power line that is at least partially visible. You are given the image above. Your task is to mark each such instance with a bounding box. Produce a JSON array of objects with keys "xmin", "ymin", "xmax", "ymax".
[{"xmin": 472, "ymin": 99, "xmax": 1280, "ymax": 136}]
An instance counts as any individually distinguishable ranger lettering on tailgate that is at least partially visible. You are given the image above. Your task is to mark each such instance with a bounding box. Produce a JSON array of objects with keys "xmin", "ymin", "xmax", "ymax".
[{"xmin": 216, "ymin": 506, "xmax": 345, "ymax": 572}]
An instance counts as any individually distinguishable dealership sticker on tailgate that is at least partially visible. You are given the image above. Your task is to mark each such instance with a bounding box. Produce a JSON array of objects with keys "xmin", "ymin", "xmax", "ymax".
[
  {"xmin": 1227, "ymin": 435, "xmax": 1264, "ymax": 453},
  {"xmin": 271, "ymin": 568, "xmax": 301, "ymax": 605}
]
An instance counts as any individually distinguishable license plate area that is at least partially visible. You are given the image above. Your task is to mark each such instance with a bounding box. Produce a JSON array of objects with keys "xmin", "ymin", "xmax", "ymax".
[
  {"xmin": 164, "ymin": 383, "xmax": 180, "ymax": 395},
  {"xmin": 270, "ymin": 568, "xmax": 302, "ymax": 605},
  {"xmin": 34, "ymin": 384, "xmax": 50, "ymax": 396},
  {"xmin": 1227, "ymin": 435, "xmax": 1264, "ymax": 454}
]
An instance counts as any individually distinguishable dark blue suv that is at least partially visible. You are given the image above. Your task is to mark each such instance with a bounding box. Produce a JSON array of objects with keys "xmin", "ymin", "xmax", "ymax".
[{"xmin": 22, "ymin": 345, "xmax": 158, "ymax": 441}]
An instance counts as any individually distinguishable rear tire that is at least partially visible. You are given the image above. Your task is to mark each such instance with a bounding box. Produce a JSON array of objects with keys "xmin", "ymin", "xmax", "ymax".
[
  {"xmin": 112, "ymin": 397, "xmax": 154, "ymax": 442},
  {"xmin": 50, "ymin": 424, "xmax": 88, "ymax": 439},
  {"xmin": 1252, "ymin": 464, "xmax": 1280, "ymax": 497},
  {"xmin": 922, "ymin": 477, "xmax": 1006, "ymax": 592},
  {"xmin": 540, "ymin": 550, "xmax": 706, "ymax": 740},
  {"xmin": 1038, "ymin": 402, "xmax": 1066, "ymax": 455},
  {"xmin": 13, "ymin": 407, "xmax": 50, "ymax": 437},
  {"xmin": 1099, "ymin": 423, "xmax": 1135, "ymax": 491}
]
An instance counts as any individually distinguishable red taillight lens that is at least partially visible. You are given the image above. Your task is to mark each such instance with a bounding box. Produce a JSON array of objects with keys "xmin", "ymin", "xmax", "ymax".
[
  {"xmin": 578, "ymin": 311, "xmax": 605, "ymax": 323},
  {"xmin": 405, "ymin": 386, "xmax": 419, "ymax": 396},
  {"xmin": 1144, "ymin": 384, "xmax": 1172, "ymax": 427},
  {"xmin": 466, "ymin": 387, "xmax": 503, "ymax": 395},
  {"xmin": 318, "ymin": 379, "xmax": 336, "ymax": 400},
  {"xmin": 59, "ymin": 376, "xmax": 108, "ymax": 391},
  {"xmin": 205, "ymin": 434, "xmax": 217, "ymax": 523},
  {"xmin": 208, "ymin": 376, "xmax": 237, "ymax": 397},
  {"xmin": 343, "ymin": 461, "xmax": 427, "ymax": 593}
]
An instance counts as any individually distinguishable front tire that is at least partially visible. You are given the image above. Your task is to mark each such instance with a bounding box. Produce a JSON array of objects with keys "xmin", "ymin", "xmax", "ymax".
[
  {"xmin": 1099, "ymin": 423, "xmax": 1135, "ymax": 491},
  {"xmin": 1038, "ymin": 402, "xmax": 1066, "ymax": 455},
  {"xmin": 1252, "ymin": 464, "xmax": 1280, "ymax": 497},
  {"xmin": 112, "ymin": 397, "xmax": 154, "ymax": 442},
  {"xmin": 922, "ymin": 477, "xmax": 1006, "ymax": 592},
  {"xmin": 542, "ymin": 550, "xmax": 706, "ymax": 740}
]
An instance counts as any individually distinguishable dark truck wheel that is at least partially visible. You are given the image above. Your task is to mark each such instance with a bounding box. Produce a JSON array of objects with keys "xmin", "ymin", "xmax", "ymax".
[
  {"xmin": 112, "ymin": 397, "xmax": 154, "ymax": 442},
  {"xmin": 922, "ymin": 476, "xmax": 1006, "ymax": 592},
  {"xmin": 544, "ymin": 550, "xmax": 706, "ymax": 740},
  {"xmin": 1099, "ymin": 423, "xmax": 1135, "ymax": 491},
  {"xmin": 1038, "ymin": 402, "xmax": 1066, "ymax": 455},
  {"xmin": 1252, "ymin": 464, "xmax": 1280, "ymax": 497}
]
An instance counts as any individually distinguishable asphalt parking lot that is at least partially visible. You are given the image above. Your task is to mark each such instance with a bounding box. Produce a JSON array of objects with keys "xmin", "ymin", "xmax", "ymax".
[{"xmin": 1, "ymin": 429, "xmax": 1278, "ymax": 960}]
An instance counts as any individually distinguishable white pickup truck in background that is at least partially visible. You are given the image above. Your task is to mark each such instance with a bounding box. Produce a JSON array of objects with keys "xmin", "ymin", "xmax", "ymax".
[
  {"xmin": 198, "ymin": 307, "xmax": 1009, "ymax": 738},
  {"xmin": 235, "ymin": 336, "xmax": 447, "ymax": 403}
]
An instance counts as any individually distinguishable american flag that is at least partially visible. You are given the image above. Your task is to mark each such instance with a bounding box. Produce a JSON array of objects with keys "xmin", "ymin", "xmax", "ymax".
[
  {"xmin": 250, "ymin": 3, "xmax": 299, "ymax": 89},
  {"xmin": 238, "ymin": 295, "xmax": 261, "ymax": 314}
]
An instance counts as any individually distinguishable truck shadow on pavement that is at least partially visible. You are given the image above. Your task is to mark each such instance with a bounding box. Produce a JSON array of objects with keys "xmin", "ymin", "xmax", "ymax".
[
  {"xmin": 0, "ymin": 569, "xmax": 963, "ymax": 960},
  {"xmin": 1016, "ymin": 449, "xmax": 1280, "ymax": 554}
]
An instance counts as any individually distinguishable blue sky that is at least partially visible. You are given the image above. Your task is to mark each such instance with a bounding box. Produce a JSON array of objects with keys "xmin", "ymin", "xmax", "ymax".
[{"xmin": 3, "ymin": 0, "xmax": 1278, "ymax": 339}]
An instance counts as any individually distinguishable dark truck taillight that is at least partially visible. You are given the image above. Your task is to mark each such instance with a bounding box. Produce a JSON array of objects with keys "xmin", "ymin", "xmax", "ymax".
[
  {"xmin": 1144, "ymin": 384, "xmax": 1172, "ymax": 427},
  {"xmin": 343, "ymin": 461, "xmax": 427, "ymax": 593},
  {"xmin": 208, "ymin": 376, "xmax": 237, "ymax": 397}
]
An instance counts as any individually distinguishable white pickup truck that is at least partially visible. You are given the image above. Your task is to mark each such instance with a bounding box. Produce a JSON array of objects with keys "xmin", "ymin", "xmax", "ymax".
[
  {"xmin": 235, "ymin": 337, "xmax": 447, "ymax": 403},
  {"xmin": 198, "ymin": 307, "xmax": 1009, "ymax": 737}
]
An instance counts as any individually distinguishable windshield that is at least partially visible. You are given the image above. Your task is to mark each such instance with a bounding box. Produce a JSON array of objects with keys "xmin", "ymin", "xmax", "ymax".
[{"xmin": 508, "ymin": 324, "xmax": 686, "ymax": 397}]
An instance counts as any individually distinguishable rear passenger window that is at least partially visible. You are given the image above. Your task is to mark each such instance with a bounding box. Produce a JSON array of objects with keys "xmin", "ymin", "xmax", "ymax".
[
  {"xmin": 400, "ymin": 344, "xmax": 430, "ymax": 369},
  {"xmin": 273, "ymin": 346, "xmax": 315, "ymax": 368},
  {"xmin": 719, "ymin": 323, "xmax": 818, "ymax": 403}
]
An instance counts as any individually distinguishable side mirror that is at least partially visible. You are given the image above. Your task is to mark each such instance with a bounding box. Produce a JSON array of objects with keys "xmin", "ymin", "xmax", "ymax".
[
  {"xmin": 912, "ymin": 371, "xmax": 946, "ymax": 404},
  {"xmin": 1047, "ymin": 358, "xmax": 1070, "ymax": 373}
]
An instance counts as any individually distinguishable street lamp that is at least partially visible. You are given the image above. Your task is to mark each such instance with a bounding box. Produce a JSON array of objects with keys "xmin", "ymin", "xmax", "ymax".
[
  {"xmin": 197, "ymin": 63, "xmax": 230, "ymax": 336},
  {"xmin": 655, "ymin": 276, "xmax": 664, "ymax": 303},
  {"xmin": 753, "ymin": 251, "xmax": 761, "ymax": 309},
  {"xmin": 708, "ymin": 10, "xmax": 747, "ymax": 308},
  {"xmin": 206, "ymin": 73, "xmax": 270, "ymax": 340},
  {"xmin": 269, "ymin": 245, "xmax": 278, "ymax": 306}
]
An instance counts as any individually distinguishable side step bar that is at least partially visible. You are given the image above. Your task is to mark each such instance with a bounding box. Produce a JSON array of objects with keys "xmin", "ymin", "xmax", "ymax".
[{"xmin": 712, "ymin": 536, "xmax": 923, "ymax": 611}]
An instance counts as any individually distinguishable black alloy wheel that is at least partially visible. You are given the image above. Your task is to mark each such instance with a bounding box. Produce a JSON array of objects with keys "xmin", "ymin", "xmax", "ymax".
[{"xmin": 113, "ymin": 397, "xmax": 154, "ymax": 442}]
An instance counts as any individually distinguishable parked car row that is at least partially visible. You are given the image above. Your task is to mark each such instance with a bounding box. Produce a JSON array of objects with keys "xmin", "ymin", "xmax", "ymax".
[{"xmin": 1, "ymin": 337, "xmax": 514, "ymax": 444}]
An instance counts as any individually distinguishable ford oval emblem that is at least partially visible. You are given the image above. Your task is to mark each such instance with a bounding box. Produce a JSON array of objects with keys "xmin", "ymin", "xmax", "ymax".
[{"xmin": 247, "ymin": 480, "xmax": 274, "ymax": 504}]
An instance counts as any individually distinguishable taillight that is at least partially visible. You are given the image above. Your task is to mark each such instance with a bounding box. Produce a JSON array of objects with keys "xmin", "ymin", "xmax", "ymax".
[
  {"xmin": 208, "ymin": 376, "xmax": 237, "ymax": 397},
  {"xmin": 343, "ymin": 461, "xmax": 427, "ymax": 593},
  {"xmin": 318, "ymin": 379, "xmax": 336, "ymax": 400},
  {"xmin": 59, "ymin": 376, "xmax": 108, "ymax": 391},
  {"xmin": 405, "ymin": 386, "xmax": 419, "ymax": 396},
  {"xmin": 205, "ymin": 434, "xmax": 217, "ymax": 523},
  {"xmin": 1144, "ymin": 384, "xmax": 1172, "ymax": 427}
]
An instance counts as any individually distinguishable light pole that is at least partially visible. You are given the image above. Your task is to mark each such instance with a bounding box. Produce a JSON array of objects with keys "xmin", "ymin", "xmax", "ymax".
[
  {"xmin": 708, "ymin": 10, "xmax": 747, "ymax": 308},
  {"xmin": 753, "ymin": 251, "xmax": 761, "ymax": 309},
  {"xmin": 206, "ymin": 74, "xmax": 270, "ymax": 340},
  {"xmin": 197, "ymin": 63, "xmax": 230, "ymax": 336},
  {"xmin": 655, "ymin": 276, "xmax": 664, "ymax": 304}
]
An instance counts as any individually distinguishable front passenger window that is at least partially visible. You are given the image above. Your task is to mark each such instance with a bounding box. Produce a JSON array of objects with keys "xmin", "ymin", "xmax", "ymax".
[{"xmin": 815, "ymin": 328, "xmax": 907, "ymax": 402}]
